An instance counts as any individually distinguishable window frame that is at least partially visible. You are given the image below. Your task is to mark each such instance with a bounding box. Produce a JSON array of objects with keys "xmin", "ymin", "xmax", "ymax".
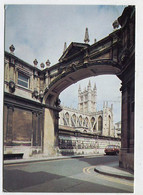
[{"xmin": 17, "ymin": 72, "xmax": 29, "ymax": 89}]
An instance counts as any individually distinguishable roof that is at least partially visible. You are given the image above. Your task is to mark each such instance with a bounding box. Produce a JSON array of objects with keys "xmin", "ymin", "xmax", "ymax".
[{"xmin": 59, "ymin": 42, "xmax": 89, "ymax": 62}]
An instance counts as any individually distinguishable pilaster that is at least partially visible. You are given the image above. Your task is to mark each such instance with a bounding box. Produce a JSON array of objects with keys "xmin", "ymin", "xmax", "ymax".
[{"xmin": 6, "ymin": 105, "xmax": 14, "ymax": 145}]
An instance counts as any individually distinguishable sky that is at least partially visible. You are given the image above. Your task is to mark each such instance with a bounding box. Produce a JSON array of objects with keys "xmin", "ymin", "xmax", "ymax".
[{"xmin": 4, "ymin": 4, "xmax": 126, "ymax": 123}]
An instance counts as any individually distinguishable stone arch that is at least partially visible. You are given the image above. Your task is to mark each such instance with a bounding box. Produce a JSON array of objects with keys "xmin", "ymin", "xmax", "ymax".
[
  {"xmin": 43, "ymin": 60, "xmax": 121, "ymax": 106},
  {"xmin": 41, "ymin": 6, "xmax": 135, "ymax": 171}
]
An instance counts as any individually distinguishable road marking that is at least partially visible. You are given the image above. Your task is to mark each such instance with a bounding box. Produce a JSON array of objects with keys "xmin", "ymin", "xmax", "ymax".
[{"xmin": 83, "ymin": 166, "xmax": 134, "ymax": 187}]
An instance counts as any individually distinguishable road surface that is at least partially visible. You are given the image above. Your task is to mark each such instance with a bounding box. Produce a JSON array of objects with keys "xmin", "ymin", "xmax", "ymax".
[{"xmin": 3, "ymin": 155, "xmax": 133, "ymax": 193}]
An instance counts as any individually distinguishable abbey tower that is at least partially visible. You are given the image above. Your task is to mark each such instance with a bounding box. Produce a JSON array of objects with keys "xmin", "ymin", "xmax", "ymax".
[{"xmin": 78, "ymin": 80, "xmax": 97, "ymax": 113}]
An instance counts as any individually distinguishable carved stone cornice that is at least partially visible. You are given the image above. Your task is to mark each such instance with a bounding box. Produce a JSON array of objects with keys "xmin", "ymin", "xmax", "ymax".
[{"xmin": 15, "ymin": 64, "xmax": 33, "ymax": 77}]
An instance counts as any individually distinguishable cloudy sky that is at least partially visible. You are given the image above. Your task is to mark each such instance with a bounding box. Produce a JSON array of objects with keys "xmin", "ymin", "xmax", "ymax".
[{"xmin": 5, "ymin": 4, "xmax": 126, "ymax": 123}]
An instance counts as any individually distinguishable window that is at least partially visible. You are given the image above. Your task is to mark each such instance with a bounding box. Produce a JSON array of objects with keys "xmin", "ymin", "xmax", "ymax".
[
  {"xmin": 78, "ymin": 116, "xmax": 82, "ymax": 127},
  {"xmin": 98, "ymin": 116, "xmax": 103, "ymax": 131},
  {"xmin": 18, "ymin": 72, "xmax": 29, "ymax": 88},
  {"xmin": 63, "ymin": 112, "xmax": 69, "ymax": 126},
  {"xmin": 71, "ymin": 114, "xmax": 76, "ymax": 127},
  {"xmin": 91, "ymin": 117, "xmax": 95, "ymax": 128}
]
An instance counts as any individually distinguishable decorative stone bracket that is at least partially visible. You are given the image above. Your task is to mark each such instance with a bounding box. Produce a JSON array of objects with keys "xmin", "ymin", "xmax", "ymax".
[
  {"xmin": 39, "ymin": 90, "xmax": 44, "ymax": 102},
  {"xmin": 55, "ymin": 98, "xmax": 61, "ymax": 108},
  {"xmin": 32, "ymin": 89, "xmax": 39, "ymax": 99},
  {"xmin": 119, "ymin": 48, "xmax": 130, "ymax": 65},
  {"xmin": 9, "ymin": 80, "xmax": 15, "ymax": 93},
  {"xmin": 32, "ymin": 89, "xmax": 44, "ymax": 103}
]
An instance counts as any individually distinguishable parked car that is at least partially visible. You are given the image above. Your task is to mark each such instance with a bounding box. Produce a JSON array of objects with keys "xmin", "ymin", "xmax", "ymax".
[{"xmin": 104, "ymin": 145, "xmax": 120, "ymax": 155}]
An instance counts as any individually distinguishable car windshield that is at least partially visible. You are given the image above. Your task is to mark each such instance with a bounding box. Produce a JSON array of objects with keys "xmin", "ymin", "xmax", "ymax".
[{"xmin": 107, "ymin": 145, "xmax": 115, "ymax": 148}]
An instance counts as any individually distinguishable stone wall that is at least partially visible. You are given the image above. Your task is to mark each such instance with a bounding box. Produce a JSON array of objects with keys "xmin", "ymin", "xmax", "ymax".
[
  {"xmin": 4, "ymin": 93, "xmax": 44, "ymax": 158},
  {"xmin": 58, "ymin": 134, "xmax": 121, "ymax": 156}
]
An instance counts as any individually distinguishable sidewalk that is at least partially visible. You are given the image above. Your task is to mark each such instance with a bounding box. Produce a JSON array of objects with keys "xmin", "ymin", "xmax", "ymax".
[
  {"xmin": 3, "ymin": 153, "xmax": 102, "ymax": 165},
  {"xmin": 94, "ymin": 161, "xmax": 134, "ymax": 180}
]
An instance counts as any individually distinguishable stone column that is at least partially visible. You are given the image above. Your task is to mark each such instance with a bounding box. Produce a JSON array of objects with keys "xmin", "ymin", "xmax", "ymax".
[
  {"xmin": 119, "ymin": 83, "xmax": 129, "ymax": 168},
  {"xmin": 37, "ymin": 112, "xmax": 43, "ymax": 147},
  {"xmin": 54, "ymin": 110, "xmax": 60, "ymax": 147},
  {"xmin": 32, "ymin": 111, "xmax": 38, "ymax": 146},
  {"xmin": 32, "ymin": 111, "xmax": 43, "ymax": 147},
  {"xmin": 43, "ymin": 107, "xmax": 60, "ymax": 155},
  {"xmin": 128, "ymin": 80, "xmax": 134, "ymax": 153},
  {"xmin": 121, "ymin": 85, "xmax": 128, "ymax": 151},
  {"xmin": 39, "ymin": 111, "xmax": 44, "ymax": 150},
  {"xmin": 6, "ymin": 105, "xmax": 14, "ymax": 145}
]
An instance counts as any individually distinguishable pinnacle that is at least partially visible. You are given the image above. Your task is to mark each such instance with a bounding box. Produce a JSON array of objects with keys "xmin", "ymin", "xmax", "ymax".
[
  {"xmin": 84, "ymin": 27, "xmax": 90, "ymax": 44},
  {"xmin": 63, "ymin": 42, "xmax": 67, "ymax": 53}
]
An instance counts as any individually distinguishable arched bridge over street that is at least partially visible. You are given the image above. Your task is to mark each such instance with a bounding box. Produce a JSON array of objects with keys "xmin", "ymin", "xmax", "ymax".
[{"xmin": 43, "ymin": 29, "xmax": 124, "ymax": 106}]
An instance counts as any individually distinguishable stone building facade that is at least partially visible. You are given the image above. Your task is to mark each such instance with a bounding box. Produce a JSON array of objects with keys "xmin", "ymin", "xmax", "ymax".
[
  {"xmin": 59, "ymin": 81, "xmax": 115, "ymax": 137},
  {"xmin": 4, "ymin": 50, "xmax": 119, "ymax": 158},
  {"xmin": 58, "ymin": 82, "xmax": 121, "ymax": 156},
  {"xmin": 114, "ymin": 121, "xmax": 121, "ymax": 138},
  {"xmin": 4, "ymin": 50, "xmax": 46, "ymax": 157}
]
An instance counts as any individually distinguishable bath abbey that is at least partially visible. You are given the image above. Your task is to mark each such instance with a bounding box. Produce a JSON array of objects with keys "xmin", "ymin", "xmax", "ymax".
[{"xmin": 59, "ymin": 81, "xmax": 115, "ymax": 137}]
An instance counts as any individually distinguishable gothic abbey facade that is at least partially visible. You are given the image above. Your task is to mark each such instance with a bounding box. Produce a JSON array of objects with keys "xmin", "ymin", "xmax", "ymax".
[{"xmin": 59, "ymin": 81, "xmax": 115, "ymax": 137}]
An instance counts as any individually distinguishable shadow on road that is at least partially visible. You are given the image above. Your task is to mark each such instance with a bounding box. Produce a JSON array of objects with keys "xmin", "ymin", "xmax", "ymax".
[
  {"xmin": 77, "ymin": 155, "xmax": 119, "ymax": 166},
  {"xmin": 3, "ymin": 166, "xmax": 131, "ymax": 193}
]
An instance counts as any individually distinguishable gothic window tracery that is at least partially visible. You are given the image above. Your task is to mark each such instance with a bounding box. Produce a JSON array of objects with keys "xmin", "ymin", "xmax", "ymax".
[
  {"xmin": 71, "ymin": 114, "xmax": 76, "ymax": 127},
  {"xmin": 78, "ymin": 115, "xmax": 82, "ymax": 127},
  {"xmin": 63, "ymin": 112, "xmax": 69, "ymax": 126},
  {"xmin": 84, "ymin": 117, "xmax": 89, "ymax": 128},
  {"xmin": 91, "ymin": 117, "xmax": 95, "ymax": 128},
  {"xmin": 98, "ymin": 116, "xmax": 103, "ymax": 131}
]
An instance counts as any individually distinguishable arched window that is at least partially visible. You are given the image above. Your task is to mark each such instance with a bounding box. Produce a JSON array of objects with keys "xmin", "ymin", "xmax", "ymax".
[
  {"xmin": 93, "ymin": 123, "xmax": 96, "ymax": 131},
  {"xmin": 63, "ymin": 112, "xmax": 69, "ymax": 126},
  {"xmin": 85, "ymin": 117, "xmax": 89, "ymax": 128},
  {"xmin": 91, "ymin": 117, "xmax": 95, "ymax": 128},
  {"xmin": 98, "ymin": 116, "xmax": 103, "ymax": 131},
  {"xmin": 71, "ymin": 114, "xmax": 76, "ymax": 127},
  {"xmin": 78, "ymin": 115, "xmax": 82, "ymax": 127}
]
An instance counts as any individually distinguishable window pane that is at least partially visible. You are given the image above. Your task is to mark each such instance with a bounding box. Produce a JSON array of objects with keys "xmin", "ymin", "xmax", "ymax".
[
  {"xmin": 18, "ymin": 80, "xmax": 28, "ymax": 88},
  {"xmin": 18, "ymin": 73, "xmax": 28, "ymax": 82}
]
